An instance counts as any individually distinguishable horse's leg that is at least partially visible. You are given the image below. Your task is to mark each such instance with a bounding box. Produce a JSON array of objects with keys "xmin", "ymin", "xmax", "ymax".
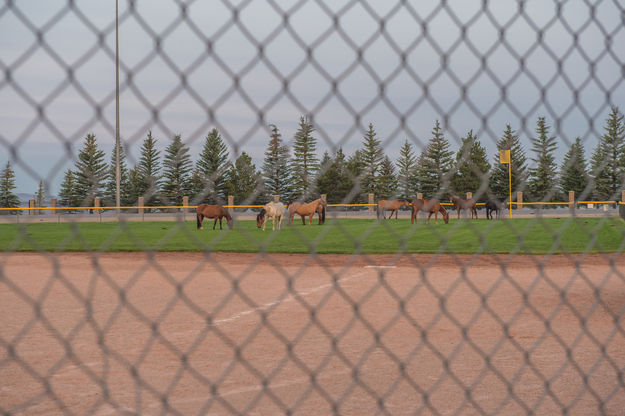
[
  {"xmin": 213, "ymin": 218, "xmax": 217, "ymax": 230},
  {"xmin": 197, "ymin": 213, "xmax": 204, "ymax": 230},
  {"xmin": 272, "ymin": 215, "xmax": 276, "ymax": 230},
  {"xmin": 395, "ymin": 209, "xmax": 398, "ymax": 220},
  {"xmin": 262, "ymin": 216, "xmax": 267, "ymax": 231}
]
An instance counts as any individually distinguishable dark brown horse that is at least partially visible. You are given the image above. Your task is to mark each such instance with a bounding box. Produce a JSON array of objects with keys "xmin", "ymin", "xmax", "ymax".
[
  {"xmin": 196, "ymin": 204, "xmax": 233, "ymax": 230},
  {"xmin": 410, "ymin": 199, "xmax": 449, "ymax": 224},
  {"xmin": 377, "ymin": 199, "xmax": 411, "ymax": 220},
  {"xmin": 449, "ymin": 194, "xmax": 478, "ymax": 219},
  {"xmin": 485, "ymin": 199, "xmax": 503, "ymax": 219},
  {"xmin": 287, "ymin": 199, "xmax": 326, "ymax": 225}
]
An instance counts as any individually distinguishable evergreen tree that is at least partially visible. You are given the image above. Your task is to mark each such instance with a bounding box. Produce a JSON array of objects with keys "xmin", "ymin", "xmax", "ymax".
[
  {"xmin": 489, "ymin": 124, "xmax": 528, "ymax": 200},
  {"xmin": 377, "ymin": 156, "xmax": 399, "ymax": 199},
  {"xmin": 35, "ymin": 180, "xmax": 46, "ymax": 214},
  {"xmin": 227, "ymin": 152, "xmax": 263, "ymax": 204},
  {"xmin": 58, "ymin": 169, "xmax": 81, "ymax": 210},
  {"xmin": 137, "ymin": 131, "xmax": 162, "ymax": 207},
  {"xmin": 316, "ymin": 148, "xmax": 353, "ymax": 203},
  {"xmin": 127, "ymin": 166, "xmax": 144, "ymax": 206},
  {"xmin": 396, "ymin": 140, "xmax": 417, "ymax": 199},
  {"xmin": 262, "ymin": 124, "xmax": 293, "ymax": 201},
  {"xmin": 451, "ymin": 130, "xmax": 490, "ymax": 199},
  {"xmin": 560, "ymin": 137, "xmax": 589, "ymax": 198},
  {"xmin": 590, "ymin": 107, "xmax": 625, "ymax": 199},
  {"xmin": 527, "ymin": 117, "xmax": 558, "ymax": 201},
  {"xmin": 74, "ymin": 133, "xmax": 107, "ymax": 206},
  {"xmin": 193, "ymin": 128, "xmax": 231, "ymax": 204},
  {"xmin": 360, "ymin": 123, "xmax": 384, "ymax": 197},
  {"xmin": 104, "ymin": 143, "xmax": 131, "ymax": 206},
  {"xmin": 0, "ymin": 161, "xmax": 20, "ymax": 213},
  {"xmin": 161, "ymin": 134, "xmax": 193, "ymax": 206},
  {"xmin": 416, "ymin": 120, "xmax": 454, "ymax": 199},
  {"xmin": 291, "ymin": 116, "xmax": 319, "ymax": 199}
]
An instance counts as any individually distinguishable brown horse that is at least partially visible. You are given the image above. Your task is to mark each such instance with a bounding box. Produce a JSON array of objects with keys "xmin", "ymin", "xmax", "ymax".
[
  {"xmin": 410, "ymin": 199, "xmax": 449, "ymax": 224},
  {"xmin": 196, "ymin": 204, "xmax": 233, "ymax": 230},
  {"xmin": 287, "ymin": 199, "xmax": 326, "ymax": 225},
  {"xmin": 449, "ymin": 194, "xmax": 478, "ymax": 219},
  {"xmin": 377, "ymin": 199, "xmax": 411, "ymax": 220}
]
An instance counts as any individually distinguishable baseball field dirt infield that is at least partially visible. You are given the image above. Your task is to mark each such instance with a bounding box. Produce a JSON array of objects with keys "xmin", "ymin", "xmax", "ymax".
[{"xmin": 2, "ymin": 252, "xmax": 624, "ymax": 415}]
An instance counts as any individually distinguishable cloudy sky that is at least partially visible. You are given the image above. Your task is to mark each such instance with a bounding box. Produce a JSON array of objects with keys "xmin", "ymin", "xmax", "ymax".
[{"xmin": 1, "ymin": 0, "xmax": 624, "ymax": 195}]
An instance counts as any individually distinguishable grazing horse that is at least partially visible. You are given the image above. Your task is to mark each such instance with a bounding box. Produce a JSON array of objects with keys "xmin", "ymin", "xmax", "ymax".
[
  {"xmin": 287, "ymin": 199, "xmax": 327, "ymax": 225},
  {"xmin": 196, "ymin": 204, "xmax": 233, "ymax": 230},
  {"xmin": 485, "ymin": 199, "xmax": 503, "ymax": 219},
  {"xmin": 377, "ymin": 199, "xmax": 411, "ymax": 220},
  {"xmin": 449, "ymin": 194, "xmax": 478, "ymax": 219},
  {"xmin": 410, "ymin": 198, "xmax": 449, "ymax": 224},
  {"xmin": 256, "ymin": 201, "xmax": 285, "ymax": 231}
]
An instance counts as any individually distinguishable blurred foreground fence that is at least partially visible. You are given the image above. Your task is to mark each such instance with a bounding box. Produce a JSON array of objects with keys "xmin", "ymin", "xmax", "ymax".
[{"xmin": 2, "ymin": 0, "xmax": 625, "ymax": 415}]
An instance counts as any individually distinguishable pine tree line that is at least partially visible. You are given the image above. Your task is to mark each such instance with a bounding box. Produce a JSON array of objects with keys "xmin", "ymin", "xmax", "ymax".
[{"xmin": 2, "ymin": 107, "xmax": 624, "ymax": 211}]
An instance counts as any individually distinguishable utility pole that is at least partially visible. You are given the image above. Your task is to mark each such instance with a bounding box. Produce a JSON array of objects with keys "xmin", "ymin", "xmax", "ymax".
[{"xmin": 115, "ymin": 0, "xmax": 121, "ymax": 218}]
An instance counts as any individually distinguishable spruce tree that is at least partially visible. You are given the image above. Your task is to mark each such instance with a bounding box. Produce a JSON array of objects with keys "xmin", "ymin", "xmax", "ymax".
[
  {"xmin": 416, "ymin": 120, "xmax": 453, "ymax": 199},
  {"xmin": 262, "ymin": 124, "xmax": 293, "ymax": 201},
  {"xmin": 377, "ymin": 156, "xmax": 399, "ymax": 199},
  {"xmin": 193, "ymin": 128, "xmax": 231, "ymax": 204},
  {"xmin": 227, "ymin": 152, "xmax": 263, "ymax": 205},
  {"xmin": 527, "ymin": 117, "xmax": 558, "ymax": 201},
  {"xmin": 0, "ymin": 161, "xmax": 20, "ymax": 213},
  {"xmin": 316, "ymin": 148, "xmax": 353, "ymax": 203},
  {"xmin": 58, "ymin": 169, "xmax": 81, "ymax": 210},
  {"xmin": 396, "ymin": 140, "xmax": 417, "ymax": 199},
  {"xmin": 127, "ymin": 166, "xmax": 144, "ymax": 206},
  {"xmin": 74, "ymin": 133, "xmax": 107, "ymax": 207},
  {"xmin": 489, "ymin": 124, "xmax": 528, "ymax": 200},
  {"xmin": 104, "ymin": 143, "xmax": 131, "ymax": 206},
  {"xmin": 451, "ymin": 130, "xmax": 490, "ymax": 199},
  {"xmin": 360, "ymin": 123, "xmax": 384, "ymax": 197},
  {"xmin": 161, "ymin": 134, "xmax": 193, "ymax": 206},
  {"xmin": 137, "ymin": 131, "xmax": 162, "ymax": 207},
  {"xmin": 560, "ymin": 137, "xmax": 589, "ymax": 199},
  {"xmin": 590, "ymin": 107, "xmax": 625, "ymax": 199},
  {"xmin": 291, "ymin": 116, "xmax": 319, "ymax": 200},
  {"xmin": 35, "ymin": 180, "xmax": 46, "ymax": 214}
]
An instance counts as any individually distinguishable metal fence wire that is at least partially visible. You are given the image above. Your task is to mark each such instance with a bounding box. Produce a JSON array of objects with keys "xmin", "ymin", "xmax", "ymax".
[{"xmin": 2, "ymin": 0, "xmax": 625, "ymax": 415}]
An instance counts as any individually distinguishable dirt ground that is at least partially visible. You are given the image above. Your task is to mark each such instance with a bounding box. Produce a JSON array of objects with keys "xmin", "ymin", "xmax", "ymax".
[{"xmin": 1, "ymin": 252, "xmax": 625, "ymax": 415}]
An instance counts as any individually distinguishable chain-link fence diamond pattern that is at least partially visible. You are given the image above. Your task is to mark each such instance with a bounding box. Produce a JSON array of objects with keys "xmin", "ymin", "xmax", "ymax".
[{"xmin": 2, "ymin": 1, "xmax": 625, "ymax": 415}]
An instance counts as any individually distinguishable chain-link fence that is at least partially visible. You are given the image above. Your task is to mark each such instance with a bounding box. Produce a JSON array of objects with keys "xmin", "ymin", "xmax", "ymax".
[{"xmin": 2, "ymin": 1, "xmax": 625, "ymax": 415}]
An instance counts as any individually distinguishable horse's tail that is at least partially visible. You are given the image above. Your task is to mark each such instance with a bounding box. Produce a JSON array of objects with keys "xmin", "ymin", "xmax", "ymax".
[
  {"xmin": 321, "ymin": 203, "xmax": 326, "ymax": 224},
  {"xmin": 196, "ymin": 212, "xmax": 202, "ymax": 229}
]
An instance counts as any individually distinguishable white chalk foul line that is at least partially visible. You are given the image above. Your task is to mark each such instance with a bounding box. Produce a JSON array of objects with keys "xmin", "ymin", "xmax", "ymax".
[
  {"xmin": 212, "ymin": 269, "xmax": 369, "ymax": 327},
  {"xmin": 363, "ymin": 265, "xmax": 397, "ymax": 269}
]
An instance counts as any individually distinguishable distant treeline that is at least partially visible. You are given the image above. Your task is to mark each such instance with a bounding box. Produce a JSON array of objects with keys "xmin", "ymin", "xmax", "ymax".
[{"xmin": 1, "ymin": 107, "xmax": 624, "ymax": 211}]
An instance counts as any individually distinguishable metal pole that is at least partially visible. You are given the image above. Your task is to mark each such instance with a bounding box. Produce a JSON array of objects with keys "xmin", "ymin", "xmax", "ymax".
[{"xmin": 115, "ymin": 0, "xmax": 121, "ymax": 219}]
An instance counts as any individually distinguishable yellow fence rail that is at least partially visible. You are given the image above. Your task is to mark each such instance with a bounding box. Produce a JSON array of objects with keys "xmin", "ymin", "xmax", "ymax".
[{"xmin": 2, "ymin": 200, "xmax": 623, "ymax": 212}]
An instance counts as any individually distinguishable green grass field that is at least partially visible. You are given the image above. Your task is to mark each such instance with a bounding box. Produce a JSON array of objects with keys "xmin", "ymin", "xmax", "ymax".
[{"xmin": 2, "ymin": 217, "xmax": 624, "ymax": 254}]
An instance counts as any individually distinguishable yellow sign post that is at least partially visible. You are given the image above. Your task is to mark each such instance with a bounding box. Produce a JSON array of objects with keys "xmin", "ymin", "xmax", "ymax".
[{"xmin": 499, "ymin": 149, "xmax": 512, "ymax": 218}]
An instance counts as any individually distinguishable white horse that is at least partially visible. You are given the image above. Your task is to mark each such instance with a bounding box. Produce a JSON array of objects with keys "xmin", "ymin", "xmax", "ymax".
[{"xmin": 256, "ymin": 201, "xmax": 285, "ymax": 231}]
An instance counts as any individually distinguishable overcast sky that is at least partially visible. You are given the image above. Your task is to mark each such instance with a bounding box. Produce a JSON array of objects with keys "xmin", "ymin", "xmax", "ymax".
[{"xmin": 1, "ymin": 0, "xmax": 624, "ymax": 194}]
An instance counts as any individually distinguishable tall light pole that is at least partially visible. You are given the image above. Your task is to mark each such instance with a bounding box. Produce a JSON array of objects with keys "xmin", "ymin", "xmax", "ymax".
[{"xmin": 115, "ymin": 0, "xmax": 121, "ymax": 217}]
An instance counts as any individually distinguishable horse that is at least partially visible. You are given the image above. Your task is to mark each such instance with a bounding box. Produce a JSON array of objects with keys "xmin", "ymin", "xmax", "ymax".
[
  {"xmin": 256, "ymin": 201, "xmax": 285, "ymax": 231},
  {"xmin": 485, "ymin": 199, "xmax": 503, "ymax": 220},
  {"xmin": 377, "ymin": 199, "xmax": 411, "ymax": 220},
  {"xmin": 196, "ymin": 204, "xmax": 233, "ymax": 230},
  {"xmin": 410, "ymin": 198, "xmax": 449, "ymax": 224},
  {"xmin": 287, "ymin": 199, "xmax": 326, "ymax": 225},
  {"xmin": 449, "ymin": 194, "xmax": 478, "ymax": 219}
]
